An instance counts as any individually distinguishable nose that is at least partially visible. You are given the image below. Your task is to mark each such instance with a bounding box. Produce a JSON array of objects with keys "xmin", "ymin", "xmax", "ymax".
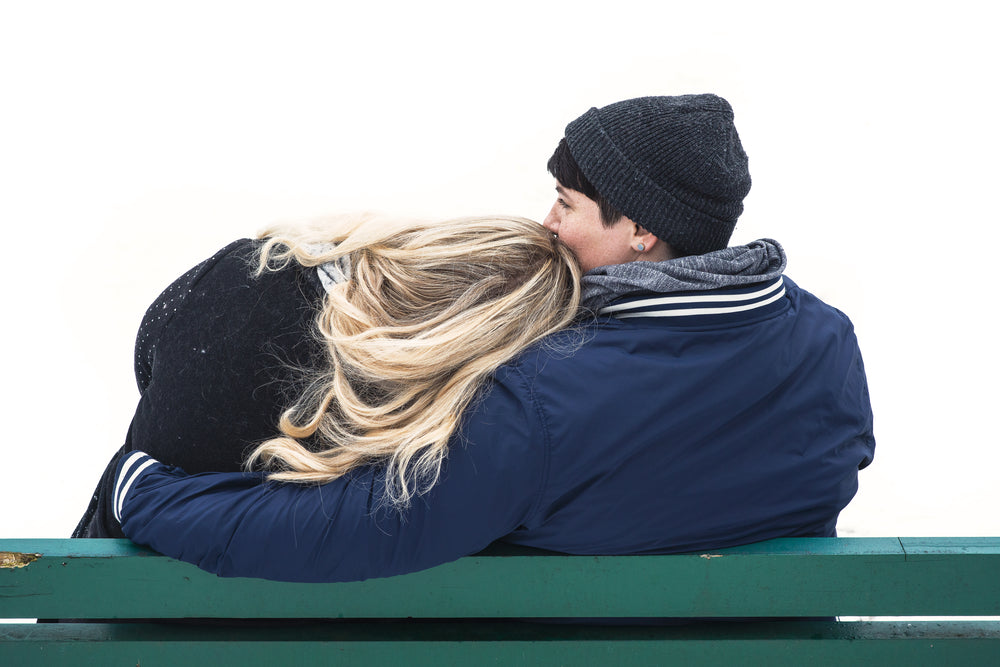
[{"xmin": 542, "ymin": 203, "xmax": 560, "ymax": 234}]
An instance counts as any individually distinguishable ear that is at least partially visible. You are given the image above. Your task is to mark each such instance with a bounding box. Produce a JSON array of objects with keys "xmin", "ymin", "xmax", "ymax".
[
  {"xmin": 631, "ymin": 224, "xmax": 658, "ymax": 252},
  {"xmin": 631, "ymin": 224, "xmax": 676, "ymax": 260}
]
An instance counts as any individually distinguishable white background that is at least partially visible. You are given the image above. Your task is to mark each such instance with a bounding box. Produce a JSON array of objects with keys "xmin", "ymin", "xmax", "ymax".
[{"xmin": 1, "ymin": 1, "xmax": 997, "ymax": 538}]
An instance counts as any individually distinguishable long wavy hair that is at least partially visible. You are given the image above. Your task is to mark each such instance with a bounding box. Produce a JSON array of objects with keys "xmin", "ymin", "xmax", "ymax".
[{"xmin": 246, "ymin": 214, "xmax": 582, "ymax": 507}]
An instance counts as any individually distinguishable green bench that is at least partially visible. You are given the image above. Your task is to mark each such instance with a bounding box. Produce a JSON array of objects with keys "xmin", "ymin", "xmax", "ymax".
[{"xmin": 2, "ymin": 537, "xmax": 999, "ymax": 664}]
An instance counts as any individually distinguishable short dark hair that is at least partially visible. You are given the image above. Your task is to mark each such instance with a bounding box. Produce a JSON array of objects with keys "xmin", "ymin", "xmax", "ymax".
[{"xmin": 546, "ymin": 138, "xmax": 624, "ymax": 228}]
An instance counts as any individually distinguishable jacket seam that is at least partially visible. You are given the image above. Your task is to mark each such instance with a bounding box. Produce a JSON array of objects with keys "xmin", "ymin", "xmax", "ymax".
[{"xmin": 510, "ymin": 365, "xmax": 551, "ymax": 527}]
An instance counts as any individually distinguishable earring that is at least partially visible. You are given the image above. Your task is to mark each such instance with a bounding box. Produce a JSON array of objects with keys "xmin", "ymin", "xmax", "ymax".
[{"xmin": 636, "ymin": 243, "xmax": 645, "ymax": 252}]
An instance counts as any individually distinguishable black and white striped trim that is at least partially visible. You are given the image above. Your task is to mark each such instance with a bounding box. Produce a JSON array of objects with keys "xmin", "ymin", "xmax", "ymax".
[
  {"xmin": 598, "ymin": 276, "xmax": 786, "ymax": 319},
  {"xmin": 114, "ymin": 451, "xmax": 157, "ymax": 524}
]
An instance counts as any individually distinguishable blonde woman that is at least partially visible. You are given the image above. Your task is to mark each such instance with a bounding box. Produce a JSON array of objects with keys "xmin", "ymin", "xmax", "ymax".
[{"xmin": 74, "ymin": 214, "xmax": 581, "ymax": 539}]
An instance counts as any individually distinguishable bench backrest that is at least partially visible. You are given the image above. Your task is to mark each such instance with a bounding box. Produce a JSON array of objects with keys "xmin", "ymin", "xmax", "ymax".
[{"xmin": 3, "ymin": 537, "xmax": 1000, "ymax": 664}]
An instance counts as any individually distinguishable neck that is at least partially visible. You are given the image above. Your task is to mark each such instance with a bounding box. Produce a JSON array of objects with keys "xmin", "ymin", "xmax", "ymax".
[{"xmin": 645, "ymin": 242, "xmax": 677, "ymax": 263}]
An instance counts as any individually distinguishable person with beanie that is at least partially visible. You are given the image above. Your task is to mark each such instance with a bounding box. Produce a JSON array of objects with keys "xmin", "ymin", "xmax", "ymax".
[
  {"xmin": 543, "ymin": 94, "xmax": 751, "ymax": 271},
  {"xmin": 107, "ymin": 95, "xmax": 875, "ymax": 583}
]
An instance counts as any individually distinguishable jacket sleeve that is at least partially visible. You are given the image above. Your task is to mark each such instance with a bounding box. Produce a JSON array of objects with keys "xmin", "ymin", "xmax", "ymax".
[{"xmin": 114, "ymin": 367, "xmax": 548, "ymax": 582}]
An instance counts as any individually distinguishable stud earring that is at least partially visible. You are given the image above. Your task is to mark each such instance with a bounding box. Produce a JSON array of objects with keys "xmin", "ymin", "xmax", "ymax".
[{"xmin": 636, "ymin": 243, "xmax": 645, "ymax": 252}]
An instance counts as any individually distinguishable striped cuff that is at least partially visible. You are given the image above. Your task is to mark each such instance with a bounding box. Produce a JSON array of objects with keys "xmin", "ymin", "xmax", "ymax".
[{"xmin": 113, "ymin": 451, "xmax": 159, "ymax": 524}]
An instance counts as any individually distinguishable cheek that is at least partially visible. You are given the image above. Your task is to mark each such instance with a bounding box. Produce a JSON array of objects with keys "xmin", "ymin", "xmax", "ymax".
[
  {"xmin": 563, "ymin": 226, "xmax": 594, "ymax": 253},
  {"xmin": 564, "ymin": 229, "xmax": 609, "ymax": 271},
  {"xmin": 564, "ymin": 216, "xmax": 596, "ymax": 243}
]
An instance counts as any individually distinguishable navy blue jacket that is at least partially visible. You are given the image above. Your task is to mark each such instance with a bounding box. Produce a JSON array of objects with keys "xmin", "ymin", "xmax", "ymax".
[{"xmin": 114, "ymin": 271, "xmax": 874, "ymax": 583}]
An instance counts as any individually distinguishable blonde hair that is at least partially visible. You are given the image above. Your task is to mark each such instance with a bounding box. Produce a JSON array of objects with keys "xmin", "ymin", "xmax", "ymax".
[{"xmin": 247, "ymin": 214, "xmax": 582, "ymax": 507}]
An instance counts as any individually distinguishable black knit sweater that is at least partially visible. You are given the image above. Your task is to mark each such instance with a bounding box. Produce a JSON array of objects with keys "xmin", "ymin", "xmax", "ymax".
[{"xmin": 73, "ymin": 239, "xmax": 325, "ymax": 538}]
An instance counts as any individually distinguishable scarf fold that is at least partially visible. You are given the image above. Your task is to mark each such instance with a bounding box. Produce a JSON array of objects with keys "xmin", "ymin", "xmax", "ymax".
[
  {"xmin": 581, "ymin": 238, "xmax": 787, "ymax": 312},
  {"xmin": 304, "ymin": 242, "xmax": 352, "ymax": 294}
]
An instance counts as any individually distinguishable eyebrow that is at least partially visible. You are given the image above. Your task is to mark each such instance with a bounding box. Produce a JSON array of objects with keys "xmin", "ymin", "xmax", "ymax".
[{"xmin": 555, "ymin": 185, "xmax": 571, "ymax": 199}]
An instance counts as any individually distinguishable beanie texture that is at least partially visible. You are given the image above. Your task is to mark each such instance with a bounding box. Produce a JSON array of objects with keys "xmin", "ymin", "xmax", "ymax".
[{"xmin": 564, "ymin": 94, "xmax": 751, "ymax": 255}]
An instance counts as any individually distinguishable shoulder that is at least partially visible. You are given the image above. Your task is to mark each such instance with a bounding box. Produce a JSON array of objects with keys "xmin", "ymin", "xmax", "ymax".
[
  {"xmin": 188, "ymin": 238, "xmax": 260, "ymax": 285},
  {"xmin": 502, "ymin": 317, "xmax": 632, "ymax": 385},
  {"xmin": 781, "ymin": 275, "xmax": 860, "ymax": 337},
  {"xmin": 186, "ymin": 238, "xmax": 264, "ymax": 292},
  {"xmin": 181, "ymin": 238, "xmax": 323, "ymax": 306}
]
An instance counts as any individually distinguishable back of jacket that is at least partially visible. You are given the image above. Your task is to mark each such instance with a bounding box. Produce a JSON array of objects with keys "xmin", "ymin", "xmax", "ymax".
[{"xmin": 503, "ymin": 275, "xmax": 874, "ymax": 555}]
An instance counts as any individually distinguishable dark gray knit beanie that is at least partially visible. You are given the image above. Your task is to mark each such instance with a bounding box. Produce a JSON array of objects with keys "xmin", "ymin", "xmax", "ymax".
[{"xmin": 565, "ymin": 94, "xmax": 751, "ymax": 255}]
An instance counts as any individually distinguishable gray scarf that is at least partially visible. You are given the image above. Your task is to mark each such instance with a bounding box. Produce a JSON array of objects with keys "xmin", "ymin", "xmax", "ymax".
[{"xmin": 581, "ymin": 238, "xmax": 787, "ymax": 313}]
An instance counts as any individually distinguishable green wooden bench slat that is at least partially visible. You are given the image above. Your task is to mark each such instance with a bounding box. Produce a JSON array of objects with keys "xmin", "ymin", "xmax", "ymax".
[
  {"xmin": 4, "ymin": 538, "xmax": 1000, "ymax": 665},
  {"xmin": 3, "ymin": 538, "xmax": 1000, "ymax": 619},
  {"xmin": 2, "ymin": 621, "xmax": 999, "ymax": 666}
]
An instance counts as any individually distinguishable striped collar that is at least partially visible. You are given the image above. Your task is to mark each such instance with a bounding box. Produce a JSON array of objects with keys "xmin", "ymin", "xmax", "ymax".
[{"xmin": 598, "ymin": 276, "xmax": 786, "ymax": 320}]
